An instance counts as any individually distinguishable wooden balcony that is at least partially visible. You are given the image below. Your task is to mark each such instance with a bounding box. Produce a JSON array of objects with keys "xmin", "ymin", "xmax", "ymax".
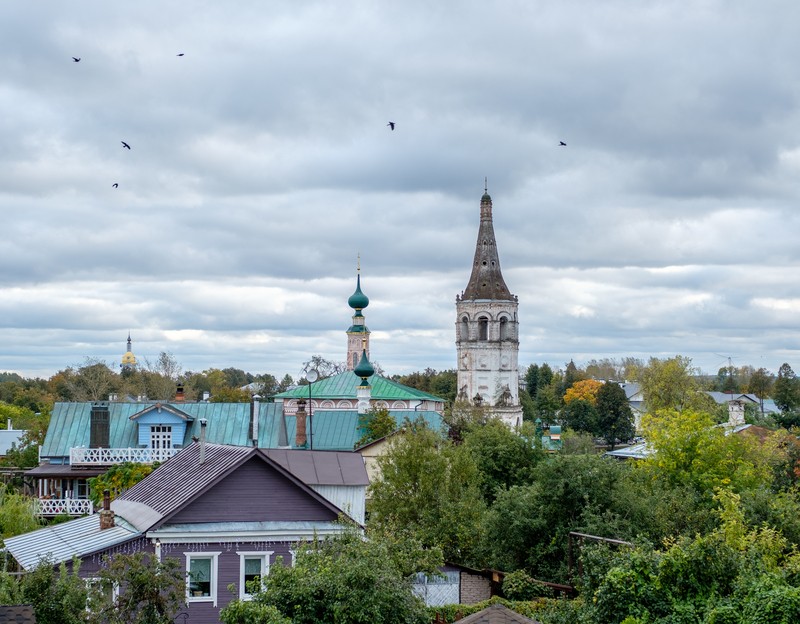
[
  {"xmin": 70, "ymin": 447, "xmax": 179, "ymax": 466},
  {"xmin": 36, "ymin": 498, "xmax": 94, "ymax": 517}
]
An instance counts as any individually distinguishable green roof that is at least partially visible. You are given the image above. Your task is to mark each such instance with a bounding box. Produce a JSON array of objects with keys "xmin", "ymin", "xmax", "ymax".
[
  {"xmin": 40, "ymin": 401, "xmax": 446, "ymax": 458},
  {"xmin": 287, "ymin": 410, "xmax": 444, "ymax": 450},
  {"xmin": 274, "ymin": 372, "xmax": 445, "ymax": 403}
]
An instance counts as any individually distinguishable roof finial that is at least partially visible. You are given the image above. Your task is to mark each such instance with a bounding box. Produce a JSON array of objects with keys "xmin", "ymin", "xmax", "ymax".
[
  {"xmin": 484, "ymin": 177, "xmax": 488, "ymax": 194},
  {"xmin": 357, "ymin": 252, "xmax": 361, "ymax": 273}
]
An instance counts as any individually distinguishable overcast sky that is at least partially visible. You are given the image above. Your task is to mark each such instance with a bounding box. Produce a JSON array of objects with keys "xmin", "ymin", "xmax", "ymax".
[{"xmin": 2, "ymin": 1, "xmax": 800, "ymax": 382}]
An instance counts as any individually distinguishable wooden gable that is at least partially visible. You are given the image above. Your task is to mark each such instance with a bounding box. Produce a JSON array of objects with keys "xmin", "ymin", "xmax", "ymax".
[{"xmin": 166, "ymin": 456, "xmax": 340, "ymax": 525}]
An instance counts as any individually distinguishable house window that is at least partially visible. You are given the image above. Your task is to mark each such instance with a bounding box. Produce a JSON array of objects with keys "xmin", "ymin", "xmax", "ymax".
[
  {"xmin": 150, "ymin": 425, "xmax": 173, "ymax": 450},
  {"xmin": 238, "ymin": 551, "xmax": 273, "ymax": 600},
  {"xmin": 186, "ymin": 552, "xmax": 220, "ymax": 606},
  {"xmin": 86, "ymin": 577, "xmax": 118, "ymax": 612}
]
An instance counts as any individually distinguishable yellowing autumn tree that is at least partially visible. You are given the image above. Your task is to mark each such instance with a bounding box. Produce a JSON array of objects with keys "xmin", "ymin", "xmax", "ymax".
[{"xmin": 563, "ymin": 379, "xmax": 603, "ymax": 405}]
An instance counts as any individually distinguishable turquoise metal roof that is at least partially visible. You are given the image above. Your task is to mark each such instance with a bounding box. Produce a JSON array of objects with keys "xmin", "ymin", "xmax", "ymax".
[
  {"xmin": 286, "ymin": 410, "xmax": 445, "ymax": 450},
  {"xmin": 41, "ymin": 401, "xmax": 283, "ymax": 458},
  {"xmin": 274, "ymin": 372, "xmax": 444, "ymax": 403},
  {"xmin": 41, "ymin": 401, "xmax": 445, "ymax": 458}
]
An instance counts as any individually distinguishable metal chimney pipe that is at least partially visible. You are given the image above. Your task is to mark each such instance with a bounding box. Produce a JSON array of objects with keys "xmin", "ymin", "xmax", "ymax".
[{"xmin": 199, "ymin": 418, "xmax": 208, "ymax": 464}]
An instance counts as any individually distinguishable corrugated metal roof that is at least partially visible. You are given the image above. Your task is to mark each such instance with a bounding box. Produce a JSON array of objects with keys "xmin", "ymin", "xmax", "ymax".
[
  {"xmin": 285, "ymin": 410, "xmax": 444, "ymax": 451},
  {"xmin": 274, "ymin": 372, "xmax": 445, "ymax": 402},
  {"xmin": 41, "ymin": 401, "xmax": 284, "ymax": 458},
  {"xmin": 115, "ymin": 443, "xmax": 368, "ymax": 529},
  {"xmin": 263, "ymin": 449, "xmax": 369, "ymax": 486},
  {"xmin": 3, "ymin": 513, "xmax": 140, "ymax": 570}
]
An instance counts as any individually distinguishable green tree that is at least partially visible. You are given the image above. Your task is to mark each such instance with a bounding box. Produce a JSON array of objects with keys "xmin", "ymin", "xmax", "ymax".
[
  {"xmin": 86, "ymin": 552, "xmax": 185, "ymax": 624},
  {"xmin": 748, "ymin": 367, "xmax": 774, "ymax": 414},
  {"xmin": 561, "ymin": 399, "xmax": 598, "ymax": 436},
  {"xmin": 774, "ymin": 363, "xmax": 800, "ymax": 413},
  {"xmin": 538, "ymin": 363, "xmax": 554, "ymax": 389},
  {"xmin": 533, "ymin": 384, "xmax": 561, "ymax": 422},
  {"xmin": 355, "ymin": 407, "xmax": 398, "ymax": 448},
  {"xmin": 221, "ymin": 527, "xmax": 430, "ymax": 624},
  {"xmin": 368, "ymin": 424, "xmax": 485, "ymax": 564},
  {"xmin": 88, "ymin": 462, "xmax": 155, "ymax": 505},
  {"xmin": 595, "ymin": 382, "xmax": 635, "ymax": 449},
  {"xmin": 640, "ymin": 409, "xmax": 772, "ymax": 494},
  {"xmin": 524, "ymin": 364, "xmax": 540, "ymax": 397},
  {"xmin": 18, "ymin": 558, "xmax": 88, "ymax": 624},
  {"xmin": 481, "ymin": 453, "xmax": 633, "ymax": 581},
  {"xmin": 636, "ymin": 355, "xmax": 711, "ymax": 413},
  {"xmin": 0, "ymin": 484, "xmax": 43, "ymax": 538},
  {"xmin": 462, "ymin": 419, "xmax": 542, "ymax": 504}
]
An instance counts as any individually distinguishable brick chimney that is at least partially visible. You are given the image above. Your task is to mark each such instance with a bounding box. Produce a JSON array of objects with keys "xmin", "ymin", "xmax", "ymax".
[
  {"xmin": 99, "ymin": 490, "xmax": 115, "ymax": 530},
  {"xmin": 295, "ymin": 400, "xmax": 307, "ymax": 448},
  {"xmin": 175, "ymin": 383, "xmax": 185, "ymax": 402}
]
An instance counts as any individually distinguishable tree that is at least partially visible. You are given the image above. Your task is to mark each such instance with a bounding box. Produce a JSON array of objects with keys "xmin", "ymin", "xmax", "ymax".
[
  {"xmin": 64, "ymin": 359, "xmax": 120, "ymax": 401},
  {"xmin": 462, "ymin": 419, "xmax": 542, "ymax": 504},
  {"xmin": 302, "ymin": 355, "xmax": 346, "ymax": 380},
  {"xmin": 355, "ymin": 407, "xmax": 398, "ymax": 448},
  {"xmin": 561, "ymin": 399, "xmax": 598, "ymax": 436},
  {"xmin": 748, "ymin": 367, "xmax": 774, "ymax": 413},
  {"xmin": 595, "ymin": 382, "xmax": 635, "ymax": 449},
  {"xmin": 368, "ymin": 424, "xmax": 485, "ymax": 564},
  {"xmin": 88, "ymin": 462, "xmax": 155, "ymax": 505},
  {"xmin": 524, "ymin": 364, "xmax": 540, "ymax": 397},
  {"xmin": 640, "ymin": 409, "xmax": 772, "ymax": 494},
  {"xmin": 560, "ymin": 359, "xmax": 584, "ymax": 396},
  {"xmin": 18, "ymin": 558, "xmax": 88, "ymax": 624},
  {"xmin": 774, "ymin": 363, "xmax": 800, "ymax": 413},
  {"xmin": 636, "ymin": 356, "xmax": 711, "ymax": 413},
  {"xmin": 86, "ymin": 552, "xmax": 185, "ymax": 624},
  {"xmin": 481, "ymin": 453, "xmax": 634, "ymax": 581},
  {"xmin": 0, "ymin": 484, "xmax": 42, "ymax": 538},
  {"xmin": 533, "ymin": 384, "xmax": 561, "ymax": 422},
  {"xmin": 277, "ymin": 374, "xmax": 294, "ymax": 393},
  {"xmin": 563, "ymin": 379, "xmax": 603, "ymax": 406},
  {"xmin": 220, "ymin": 527, "xmax": 431, "ymax": 624}
]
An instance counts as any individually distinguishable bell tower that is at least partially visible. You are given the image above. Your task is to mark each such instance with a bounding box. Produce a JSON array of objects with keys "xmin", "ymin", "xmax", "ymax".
[
  {"xmin": 456, "ymin": 187, "xmax": 522, "ymax": 427},
  {"xmin": 346, "ymin": 260, "xmax": 370, "ymax": 371}
]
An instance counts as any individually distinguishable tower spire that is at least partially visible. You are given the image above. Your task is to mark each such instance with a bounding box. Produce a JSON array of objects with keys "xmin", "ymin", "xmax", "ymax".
[{"xmin": 462, "ymin": 188, "xmax": 513, "ymax": 300}]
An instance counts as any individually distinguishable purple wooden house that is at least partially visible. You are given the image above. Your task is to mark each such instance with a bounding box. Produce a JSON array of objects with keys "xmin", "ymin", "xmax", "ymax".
[{"xmin": 5, "ymin": 441, "xmax": 368, "ymax": 624}]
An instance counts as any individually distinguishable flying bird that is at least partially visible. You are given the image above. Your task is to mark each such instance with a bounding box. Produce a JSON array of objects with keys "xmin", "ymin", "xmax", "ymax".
[
  {"xmin": 559, "ymin": 141, "xmax": 567, "ymax": 146},
  {"xmin": 177, "ymin": 53, "xmax": 185, "ymax": 56},
  {"xmin": 387, "ymin": 122, "xmax": 395, "ymax": 130},
  {"xmin": 112, "ymin": 183, "xmax": 118, "ymax": 188},
  {"xmin": 72, "ymin": 57, "xmax": 81, "ymax": 62},
  {"xmin": 121, "ymin": 141, "xmax": 131, "ymax": 149}
]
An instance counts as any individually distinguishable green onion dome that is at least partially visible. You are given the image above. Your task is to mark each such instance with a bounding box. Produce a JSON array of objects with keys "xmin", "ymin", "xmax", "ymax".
[
  {"xmin": 354, "ymin": 349, "xmax": 374, "ymax": 380},
  {"xmin": 348, "ymin": 274, "xmax": 369, "ymax": 310}
]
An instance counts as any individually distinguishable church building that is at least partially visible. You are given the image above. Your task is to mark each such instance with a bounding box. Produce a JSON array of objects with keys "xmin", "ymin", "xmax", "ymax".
[{"xmin": 456, "ymin": 189, "xmax": 523, "ymax": 427}]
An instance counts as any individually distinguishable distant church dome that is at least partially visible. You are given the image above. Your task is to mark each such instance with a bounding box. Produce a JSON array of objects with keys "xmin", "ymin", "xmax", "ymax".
[{"xmin": 120, "ymin": 333, "xmax": 137, "ymax": 369}]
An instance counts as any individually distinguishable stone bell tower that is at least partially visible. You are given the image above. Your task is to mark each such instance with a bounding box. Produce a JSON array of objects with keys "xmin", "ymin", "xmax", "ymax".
[{"xmin": 455, "ymin": 187, "xmax": 522, "ymax": 427}]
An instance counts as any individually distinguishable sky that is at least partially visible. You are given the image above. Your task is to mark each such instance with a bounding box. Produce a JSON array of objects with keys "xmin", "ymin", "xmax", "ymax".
[{"xmin": 2, "ymin": 1, "xmax": 800, "ymax": 382}]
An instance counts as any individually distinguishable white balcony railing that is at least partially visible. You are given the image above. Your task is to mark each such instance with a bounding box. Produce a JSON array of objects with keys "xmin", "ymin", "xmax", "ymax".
[
  {"xmin": 36, "ymin": 498, "xmax": 94, "ymax": 516},
  {"xmin": 70, "ymin": 447, "xmax": 179, "ymax": 466}
]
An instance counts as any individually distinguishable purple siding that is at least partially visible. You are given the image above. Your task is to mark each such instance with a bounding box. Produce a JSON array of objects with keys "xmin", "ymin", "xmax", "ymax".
[{"xmin": 167, "ymin": 457, "xmax": 339, "ymax": 524}]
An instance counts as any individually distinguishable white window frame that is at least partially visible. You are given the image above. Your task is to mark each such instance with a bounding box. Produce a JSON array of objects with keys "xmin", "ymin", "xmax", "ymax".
[
  {"xmin": 237, "ymin": 551, "xmax": 273, "ymax": 600},
  {"xmin": 85, "ymin": 577, "xmax": 119, "ymax": 612},
  {"xmin": 185, "ymin": 552, "xmax": 221, "ymax": 607}
]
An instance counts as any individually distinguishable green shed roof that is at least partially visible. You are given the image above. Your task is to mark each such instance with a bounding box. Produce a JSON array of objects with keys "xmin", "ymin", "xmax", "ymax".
[{"xmin": 274, "ymin": 372, "xmax": 444, "ymax": 403}]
